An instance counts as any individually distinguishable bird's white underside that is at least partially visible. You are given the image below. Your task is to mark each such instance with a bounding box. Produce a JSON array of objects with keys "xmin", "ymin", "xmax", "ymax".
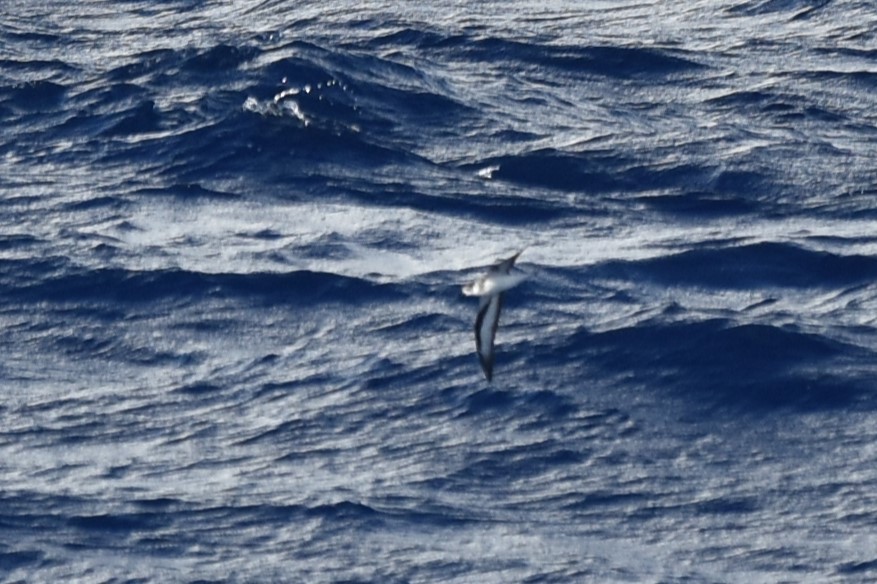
[{"xmin": 462, "ymin": 273, "xmax": 527, "ymax": 297}]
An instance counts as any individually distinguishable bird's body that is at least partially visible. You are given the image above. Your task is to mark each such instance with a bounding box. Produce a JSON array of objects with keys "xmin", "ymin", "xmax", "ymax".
[{"xmin": 462, "ymin": 251, "xmax": 525, "ymax": 381}]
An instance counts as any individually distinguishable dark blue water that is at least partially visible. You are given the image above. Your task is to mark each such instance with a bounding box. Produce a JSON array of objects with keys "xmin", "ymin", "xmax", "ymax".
[{"xmin": 3, "ymin": 1, "xmax": 877, "ymax": 582}]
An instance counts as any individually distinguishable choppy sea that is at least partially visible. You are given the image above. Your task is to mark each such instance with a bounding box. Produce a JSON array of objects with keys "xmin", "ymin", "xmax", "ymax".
[{"xmin": 3, "ymin": 1, "xmax": 877, "ymax": 582}]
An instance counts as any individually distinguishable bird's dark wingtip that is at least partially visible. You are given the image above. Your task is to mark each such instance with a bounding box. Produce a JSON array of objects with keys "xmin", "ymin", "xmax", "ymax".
[{"xmin": 480, "ymin": 357, "xmax": 494, "ymax": 382}]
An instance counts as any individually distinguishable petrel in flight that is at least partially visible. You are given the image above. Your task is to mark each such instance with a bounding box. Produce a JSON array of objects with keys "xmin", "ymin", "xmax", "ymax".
[{"xmin": 462, "ymin": 251, "xmax": 526, "ymax": 381}]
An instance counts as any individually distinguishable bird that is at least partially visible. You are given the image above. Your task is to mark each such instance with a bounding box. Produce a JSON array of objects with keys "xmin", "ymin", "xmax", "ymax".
[{"xmin": 462, "ymin": 250, "xmax": 526, "ymax": 381}]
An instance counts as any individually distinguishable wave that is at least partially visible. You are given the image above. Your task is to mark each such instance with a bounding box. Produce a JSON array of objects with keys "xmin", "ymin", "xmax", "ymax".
[
  {"xmin": 705, "ymin": 86, "xmax": 851, "ymax": 129},
  {"xmin": 369, "ymin": 30, "xmax": 705, "ymax": 79},
  {"xmin": 467, "ymin": 147, "xmax": 630, "ymax": 193},
  {"xmin": 467, "ymin": 147, "xmax": 784, "ymax": 214},
  {"xmin": 591, "ymin": 241, "xmax": 877, "ymax": 289},
  {"xmin": 726, "ymin": 0, "xmax": 832, "ymax": 20},
  {"xmin": 339, "ymin": 181, "xmax": 568, "ymax": 224},
  {"xmin": 2, "ymin": 79, "xmax": 68, "ymax": 112},
  {"xmin": 0, "ymin": 260, "xmax": 400, "ymax": 306},
  {"xmin": 561, "ymin": 317, "xmax": 872, "ymax": 411},
  {"xmin": 13, "ymin": 38, "xmax": 472, "ymax": 192}
]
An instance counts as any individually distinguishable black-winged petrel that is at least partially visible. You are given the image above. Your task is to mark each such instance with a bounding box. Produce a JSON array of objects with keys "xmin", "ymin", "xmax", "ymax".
[{"xmin": 462, "ymin": 250, "xmax": 526, "ymax": 381}]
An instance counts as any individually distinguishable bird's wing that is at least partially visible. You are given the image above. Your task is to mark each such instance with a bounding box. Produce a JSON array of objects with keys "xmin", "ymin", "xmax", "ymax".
[
  {"xmin": 474, "ymin": 293, "xmax": 503, "ymax": 382},
  {"xmin": 491, "ymin": 250, "xmax": 523, "ymax": 275}
]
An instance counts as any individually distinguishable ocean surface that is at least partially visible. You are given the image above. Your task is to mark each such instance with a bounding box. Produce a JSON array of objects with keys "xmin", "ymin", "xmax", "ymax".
[{"xmin": 3, "ymin": 1, "xmax": 877, "ymax": 582}]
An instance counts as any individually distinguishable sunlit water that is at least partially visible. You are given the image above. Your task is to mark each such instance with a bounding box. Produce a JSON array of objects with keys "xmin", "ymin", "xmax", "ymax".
[{"xmin": 2, "ymin": 1, "xmax": 877, "ymax": 582}]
